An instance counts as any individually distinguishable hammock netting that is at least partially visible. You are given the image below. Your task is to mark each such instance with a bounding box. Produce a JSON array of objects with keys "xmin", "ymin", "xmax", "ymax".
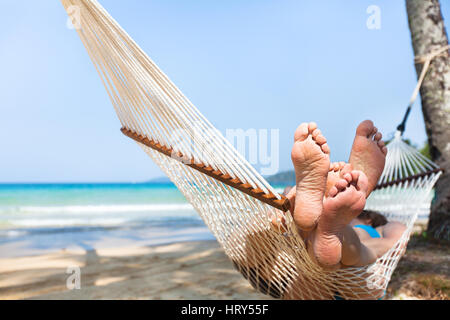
[{"xmin": 62, "ymin": 0, "xmax": 442, "ymax": 299}]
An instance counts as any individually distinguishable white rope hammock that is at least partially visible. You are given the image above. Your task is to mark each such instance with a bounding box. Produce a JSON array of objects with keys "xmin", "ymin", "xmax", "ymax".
[
  {"xmin": 61, "ymin": 0, "xmax": 442, "ymax": 300},
  {"xmin": 366, "ymin": 131, "xmax": 441, "ymax": 225}
]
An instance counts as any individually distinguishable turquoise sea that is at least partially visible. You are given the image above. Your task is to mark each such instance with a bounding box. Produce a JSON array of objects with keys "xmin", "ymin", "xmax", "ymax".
[
  {"xmin": 0, "ymin": 183, "xmax": 197, "ymax": 228},
  {"xmin": 0, "ymin": 182, "xmax": 289, "ymax": 257},
  {"xmin": 0, "ymin": 182, "xmax": 430, "ymax": 258},
  {"xmin": 0, "ymin": 183, "xmax": 215, "ymax": 257}
]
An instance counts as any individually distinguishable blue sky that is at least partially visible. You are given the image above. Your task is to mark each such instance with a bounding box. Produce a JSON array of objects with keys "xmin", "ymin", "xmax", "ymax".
[{"xmin": 1, "ymin": 0, "xmax": 449, "ymax": 183}]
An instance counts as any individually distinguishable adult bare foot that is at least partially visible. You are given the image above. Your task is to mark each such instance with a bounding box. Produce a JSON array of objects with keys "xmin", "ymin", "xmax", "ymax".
[
  {"xmin": 312, "ymin": 170, "xmax": 368, "ymax": 267},
  {"xmin": 349, "ymin": 120, "xmax": 387, "ymax": 195},
  {"xmin": 291, "ymin": 122, "xmax": 330, "ymax": 231}
]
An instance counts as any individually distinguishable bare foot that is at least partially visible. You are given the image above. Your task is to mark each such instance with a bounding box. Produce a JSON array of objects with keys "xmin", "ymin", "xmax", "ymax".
[
  {"xmin": 275, "ymin": 161, "xmax": 351, "ymax": 228},
  {"xmin": 349, "ymin": 120, "xmax": 387, "ymax": 195},
  {"xmin": 291, "ymin": 122, "xmax": 330, "ymax": 231},
  {"xmin": 312, "ymin": 170, "xmax": 368, "ymax": 267},
  {"xmin": 326, "ymin": 162, "xmax": 347, "ymax": 197},
  {"xmin": 283, "ymin": 161, "xmax": 349, "ymax": 209},
  {"xmin": 275, "ymin": 162, "xmax": 345, "ymax": 229}
]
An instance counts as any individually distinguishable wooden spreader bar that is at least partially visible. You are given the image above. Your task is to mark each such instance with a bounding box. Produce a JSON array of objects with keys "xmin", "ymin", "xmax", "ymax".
[
  {"xmin": 374, "ymin": 168, "xmax": 443, "ymax": 190},
  {"xmin": 121, "ymin": 127, "xmax": 291, "ymax": 212}
]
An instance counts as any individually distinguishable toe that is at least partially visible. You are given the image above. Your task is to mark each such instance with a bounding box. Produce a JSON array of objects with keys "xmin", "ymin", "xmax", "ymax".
[
  {"xmin": 328, "ymin": 186, "xmax": 338, "ymax": 197},
  {"xmin": 340, "ymin": 163, "xmax": 353, "ymax": 178},
  {"xmin": 315, "ymin": 134, "xmax": 327, "ymax": 145},
  {"xmin": 335, "ymin": 178, "xmax": 349, "ymax": 191},
  {"xmin": 294, "ymin": 123, "xmax": 309, "ymax": 141},
  {"xmin": 374, "ymin": 132, "xmax": 382, "ymax": 141},
  {"xmin": 308, "ymin": 122, "xmax": 318, "ymax": 133},
  {"xmin": 343, "ymin": 172, "xmax": 352, "ymax": 183},
  {"xmin": 369, "ymin": 127, "xmax": 378, "ymax": 139},
  {"xmin": 351, "ymin": 170, "xmax": 369, "ymax": 193},
  {"xmin": 355, "ymin": 120, "xmax": 374, "ymax": 137},
  {"xmin": 373, "ymin": 132, "xmax": 383, "ymax": 142},
  {"xmin": 381, "ymin": 146, "xmax": 388, "ymax": 155},
  {"xmin": 350, "ymin": 170, "xmax": 360, "ymax": 182},
  {"xmin": 321, "ymin": 143, "xmax": 330, "ymax": 154},
  {"xmin": 312, "ymin": 128, "xmax": 321, "ymax": 139}
]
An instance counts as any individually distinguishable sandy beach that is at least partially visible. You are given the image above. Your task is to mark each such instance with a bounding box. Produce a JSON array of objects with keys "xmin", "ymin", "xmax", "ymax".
[
  {"xmin": 0, "ymin": 232, "xmax": 448, "ymax": 300},
  {"xmin": 0, "ymin": 240, "xmax": 271, "ymax": 300}
]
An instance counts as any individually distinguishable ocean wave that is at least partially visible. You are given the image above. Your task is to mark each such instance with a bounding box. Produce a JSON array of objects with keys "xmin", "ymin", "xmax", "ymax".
[
  {"xmin": 0, "ymin": 203, "xmax": 194, "ymax": 215},
  {"xmin": 0, "ymin": 229, "xmax": 27, "ymax": 237},
  {"xmin": 0, "ymin": 214, "xmax": 203, "ymax": 231},
  {"xmin": 0, "ymin": 203, "xmax": 200, "ymax": 229},
  {"xmin": 274, "ymin": 187, "xmax": 285, "ymax": 194},
  {"xmin": 10, "ymin": 218, "xmax": 131, "ymax": 227}
]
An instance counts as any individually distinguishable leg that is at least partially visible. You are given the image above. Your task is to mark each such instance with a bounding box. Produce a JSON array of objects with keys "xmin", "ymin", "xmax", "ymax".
[{"xmin": 338, "ymin": 221, "xmax": 408, "ymax": 267}]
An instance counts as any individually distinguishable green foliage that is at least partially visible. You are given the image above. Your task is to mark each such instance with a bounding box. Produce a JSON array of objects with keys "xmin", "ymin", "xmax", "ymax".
[
  {"xmin": 422, "ymin": 231, "xmax": 428, "ymax": 240},
  {"xmin": 420, "ymin": 142, "xmax": 432, "ymax": 160}
]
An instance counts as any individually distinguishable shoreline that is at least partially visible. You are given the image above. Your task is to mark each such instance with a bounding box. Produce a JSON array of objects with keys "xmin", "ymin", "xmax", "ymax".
[{"xmin": 0, "ymin": 223, "xmax": 215, "ymax": 259}]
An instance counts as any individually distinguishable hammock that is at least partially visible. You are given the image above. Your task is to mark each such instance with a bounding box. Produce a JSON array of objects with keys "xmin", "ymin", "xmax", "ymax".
[{"xmin": 61, "ymin": 0, "xmax": 442, "ymax": 299}]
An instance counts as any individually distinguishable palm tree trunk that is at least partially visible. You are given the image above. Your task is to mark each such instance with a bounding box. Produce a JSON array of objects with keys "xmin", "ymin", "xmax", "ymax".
[{"xmin": 406, "ymin": 0, "xmax": 450, "ymax": 241}]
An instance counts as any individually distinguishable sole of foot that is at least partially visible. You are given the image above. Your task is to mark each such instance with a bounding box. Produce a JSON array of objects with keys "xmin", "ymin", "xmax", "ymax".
[
  {"xmin": 313, "ymin": 170, "xmax": 368, "ymax": 268},
  {"xmin": 349, "ymin": 120, "xmax": 387, "ymax": 196},
  {"xmin": 291, "ymin": 122, "xmax": 330, "ymax": 231}
]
